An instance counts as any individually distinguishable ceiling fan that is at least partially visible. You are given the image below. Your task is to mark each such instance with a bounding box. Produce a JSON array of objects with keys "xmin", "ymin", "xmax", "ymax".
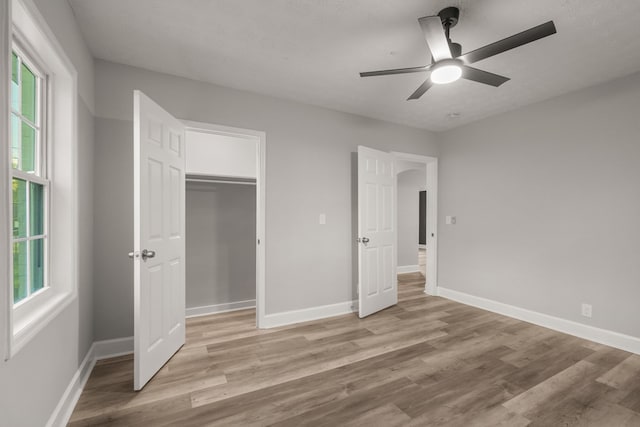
[{"xmin": 360, "ymin": 7, "xmax": 557, "ymax": 100}]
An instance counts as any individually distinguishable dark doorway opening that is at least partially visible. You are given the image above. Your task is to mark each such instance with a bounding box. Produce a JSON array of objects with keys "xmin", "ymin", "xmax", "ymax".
[{"xmin": 419, "ymin": 191, "xmax": 427, "ymax": 246}]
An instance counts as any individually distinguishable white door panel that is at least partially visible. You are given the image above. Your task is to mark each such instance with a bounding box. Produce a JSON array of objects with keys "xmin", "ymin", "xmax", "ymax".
[
  {"xmin": 133, "ymin": 90, "xmax": 186, "ymax": 390},
  {"xmin": 357, "ymin": 146, "xmax": 397, "ymax": 318}
]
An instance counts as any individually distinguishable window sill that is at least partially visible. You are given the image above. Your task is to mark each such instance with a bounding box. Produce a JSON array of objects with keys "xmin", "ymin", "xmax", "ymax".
[{"xmin": 10, "ymin": 289, "xmax": 76, "ymax": 357}]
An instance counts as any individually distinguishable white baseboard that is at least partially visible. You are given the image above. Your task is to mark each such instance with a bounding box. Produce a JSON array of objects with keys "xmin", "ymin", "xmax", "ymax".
[
  {"xmin": 93, "ymin": 336, "xmax": 134, "ymax": 360},
  {"xmin": 46, "ymin": 344, "xmax": 96, "ymax": 427},
  {"xmin": 262, "ymin": 300, "xmax": 357, "ymax": 329},
  {"xmin": 46, "ymin": 337, "xmax": 134, "ymax": 427},
  {"xmin": 186, "ymin": 299, "xmax": 256, "ymax": 318},
  {"xmin": 419, "ymin": 244, "xmax": 427, "ymax": 249},
  {"xmin": 397, "ymin": 265, "xmax": 420, "ymax": 274},
  {"xmin": 437, "ymin": 287, "xmax": 640, "ymax": 355}
]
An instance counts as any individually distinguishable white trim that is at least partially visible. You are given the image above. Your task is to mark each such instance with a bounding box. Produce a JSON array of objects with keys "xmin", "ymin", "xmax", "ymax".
[
  {"xmin": 11, "ymin": 0, "xmax": 77, "ymax": 81},
  {"xmin": 181, "ymin": 120, "xmax": 267, "ymax": 329},
  {"xmin": 186, "ymin": 299, "xmax": 256, "ymax": 318},
  {"xmin": 94, "ymin": 336, "xmax": 134, "ymax": 360},
  {"xmin": 46, "ymin": 337, "xmax": 134, "ymax": 427},
  {"xmin": 45, "ymin": 344, "xmax": 95, "ymax": 427},
  {"xmin": 419, "ymin": 244, "xmax": 427, "ymax": 249},
  {"xmin": 392, "ymin": 152, "xmax": 438, "ymax": 296},
  {"xmin": 262, "ymin": 300, "xmax": 357, "ymax": 329},
  {"xmin": 1, "ymin": 0, "xmax": 11, "ymax": 361},
  {"xmin": 425, "ymin": 159, "xmax": 437, "ymax": 295},
  {"xmin": 11, "ymin": 293, "xmax": 73, "ymax": 355},
  {"xmin": 397, "ymin": 265, "xmax": 420, "ymax": 274},
  {"xmin": 437, "ymin": 287, "xmax": 640, "ymax": 355}
]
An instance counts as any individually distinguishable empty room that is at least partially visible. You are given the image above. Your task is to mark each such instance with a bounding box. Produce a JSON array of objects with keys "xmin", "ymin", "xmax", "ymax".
[{"xmin": 1, "ymin": 0, "xmax": 640, "ymax": 426}]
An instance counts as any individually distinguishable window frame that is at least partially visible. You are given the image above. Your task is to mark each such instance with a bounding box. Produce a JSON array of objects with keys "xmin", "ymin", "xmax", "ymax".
[
  {"xmin": 1, "ymin": 0, "xmax": 12, "ymax": 362},
  {"xmin": 3, "ymin": 0, "xmax": 79, "ymax": 359},
  {"xmin": 10, "ymin": 40, "xmax": 51, "ymax": 310}
]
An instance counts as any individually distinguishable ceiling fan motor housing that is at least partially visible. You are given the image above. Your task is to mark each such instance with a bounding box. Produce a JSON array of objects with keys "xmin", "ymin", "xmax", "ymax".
[{"xmin": 438, "ymin": 6, "xmax": 460, "ymax": 28}]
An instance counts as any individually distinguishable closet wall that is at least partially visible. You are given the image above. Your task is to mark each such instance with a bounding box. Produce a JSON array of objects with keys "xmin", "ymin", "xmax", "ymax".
[{"xmin": 186, "ymin": 181, "xmax": 256, "ymax": 310}]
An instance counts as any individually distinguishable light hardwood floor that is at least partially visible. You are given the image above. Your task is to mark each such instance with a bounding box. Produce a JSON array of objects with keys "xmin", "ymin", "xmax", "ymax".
[{"xmin": 70, "ymin": 274, "xmax": 640, "ymax": 426}]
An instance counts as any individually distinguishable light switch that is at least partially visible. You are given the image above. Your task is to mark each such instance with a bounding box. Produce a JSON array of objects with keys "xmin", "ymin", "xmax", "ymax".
[
  {"xmin": 319, "ymin": 213, "xmax": 326, "ymax": 225},
  {"xmin": 446, "ymin": 216, "xmax": 456, "ymax": 225}
]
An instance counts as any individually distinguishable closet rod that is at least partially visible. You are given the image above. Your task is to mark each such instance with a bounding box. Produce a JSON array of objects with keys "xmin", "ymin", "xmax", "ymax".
[{"xmin": 186, "ymin": 178, "xmax": 256, "ymax": 186}]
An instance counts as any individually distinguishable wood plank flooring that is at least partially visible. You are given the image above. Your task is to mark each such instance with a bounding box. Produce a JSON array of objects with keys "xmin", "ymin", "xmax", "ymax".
[{"xmin": 69, "ymin": 274, "xmax": 640, "ymax": 426}]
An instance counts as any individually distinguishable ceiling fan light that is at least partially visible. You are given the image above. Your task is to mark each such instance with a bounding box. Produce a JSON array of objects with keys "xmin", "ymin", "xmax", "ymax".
[{"xmin": 430, "ymin": 60, "xmax": 462, "ymax": 84}]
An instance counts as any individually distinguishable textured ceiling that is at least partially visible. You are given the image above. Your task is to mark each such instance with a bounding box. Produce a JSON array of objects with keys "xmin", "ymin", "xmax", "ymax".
[{"xmin": 69, "ymin": 0, "xmax": 640, "ymax": 131}]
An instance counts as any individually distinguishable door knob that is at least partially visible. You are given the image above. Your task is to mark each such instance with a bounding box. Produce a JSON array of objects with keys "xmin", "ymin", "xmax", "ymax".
[
  {"xmin": 141, "ymin": 249, "xmax": 156, "ymax": 260},
  {"xmin": 361, "ymin": 237, "xmax": 370, "ymax": 244}
]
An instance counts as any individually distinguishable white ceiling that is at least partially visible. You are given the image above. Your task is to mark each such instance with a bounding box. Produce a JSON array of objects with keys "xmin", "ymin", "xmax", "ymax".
[{"xmin": 68, "ymin": 0, "xmax": 640, "ymax": 131}]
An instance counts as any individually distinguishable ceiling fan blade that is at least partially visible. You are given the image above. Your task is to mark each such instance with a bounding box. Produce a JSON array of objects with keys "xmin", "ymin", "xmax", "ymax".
[
  {"xmin": 459, "ymin": 21, "xmax": 556, "ymax": 65},
  {"xmin": 360, "ymin": 64, "xmax": 432, "ymax": 78},
  {"xmin": 418, "ymin": 16, "xmax": 452, "ymax": 61},
  {"xmin": 461, "ymin": 66, "xmax": 510, "ymax": 87},
  {"xmin": 407, "ymin": 79, "xmax": 434, "ymax": 100}
]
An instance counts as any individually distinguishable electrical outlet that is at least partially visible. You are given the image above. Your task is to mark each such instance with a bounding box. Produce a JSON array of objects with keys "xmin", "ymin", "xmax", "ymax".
[{"xmin": 581, "ymin": 303, "xmax": 592, "ymax": 318}]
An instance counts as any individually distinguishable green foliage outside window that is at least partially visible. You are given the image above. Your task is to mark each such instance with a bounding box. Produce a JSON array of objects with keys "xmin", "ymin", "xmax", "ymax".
[{"xmin": 10, "ymin": 50, "xmax": 46, "ymax": 304}]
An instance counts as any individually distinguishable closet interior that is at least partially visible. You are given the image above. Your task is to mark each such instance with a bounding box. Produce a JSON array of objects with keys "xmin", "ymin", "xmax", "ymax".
[{"xmin": 184, "ymin": 130, "xmax": 258, "ymax": 317}]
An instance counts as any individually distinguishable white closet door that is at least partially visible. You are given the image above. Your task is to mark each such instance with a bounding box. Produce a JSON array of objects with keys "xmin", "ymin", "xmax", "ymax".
[{"xmin": 133, "ymin": 90, "xmax": 186, "ymax": 390}]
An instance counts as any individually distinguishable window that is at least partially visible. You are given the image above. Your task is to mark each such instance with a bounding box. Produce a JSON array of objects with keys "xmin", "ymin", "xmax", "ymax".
[
  {"xmin": 11, "ymin": 47, "xmax": 48, "ymax": 306},
  {"xmin": 4, "ymin": 0, "xmax": 78, "ymax": 358}
]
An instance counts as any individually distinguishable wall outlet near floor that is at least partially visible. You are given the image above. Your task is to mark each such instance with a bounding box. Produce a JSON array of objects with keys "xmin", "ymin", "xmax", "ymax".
[{"xmin": 581, "ymin": 303, "xmax": 592, "ymax": 318}]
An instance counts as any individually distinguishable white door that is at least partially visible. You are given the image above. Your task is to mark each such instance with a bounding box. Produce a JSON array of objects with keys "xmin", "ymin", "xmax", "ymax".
[
  {"xmin": 132, "ymin": 90, "xmax": 186, "ymax": 390},
  {"xmin": 357, "ymin": 146, "xmax": 397, "ymax": 317}
]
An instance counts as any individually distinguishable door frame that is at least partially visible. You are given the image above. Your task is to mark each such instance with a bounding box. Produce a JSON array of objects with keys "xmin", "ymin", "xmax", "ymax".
[
  {"xmin": 181, "ymin": 120, "xmax": 267, "ymax": 328},
  {"xmin": 391, "ymin": 152, "xmax": 438, "ymax": 295}
]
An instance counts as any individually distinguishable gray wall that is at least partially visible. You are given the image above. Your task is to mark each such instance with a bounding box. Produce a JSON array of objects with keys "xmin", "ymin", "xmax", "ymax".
[
  {"xmin": 397, "ymin": 169, "xmax": 425, "ymax": 268},
  {"xmin": 93, "ymin": 59, "xmax": 439, "ymax": 338},
  {"xmin": 438, "ymin": 70, "xmax": 640, "ymax": 339},
  {"xmin": 93, "ymin": 117, "xmax": 132, "ymax": 339},
  {"xmin": 0, "ymin": 0, "xmax": 95, "ymax": 425},
  {"xmin": 186, "ymin": 182, "xmax": 256, "ymax": 308}
]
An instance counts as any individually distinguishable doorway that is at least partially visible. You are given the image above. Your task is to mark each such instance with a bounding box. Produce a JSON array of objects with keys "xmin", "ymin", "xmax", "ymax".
[
  {"xmin": 397, "ymin": 166, "xmax": 426, "ymax": 276},
  {"xmin": 355, "ymin": 147, "xmax": 438, "ymax": 319},
  {"xmin": 393, "ymin": 152, "xmax": 438, "ymax": 295},
  {"xmin": 132, "ymin": 93, "xmax": 267, "ymax": 390},
  {"xmin": 182, "ymin": 121, "xmax": 266, "ymax": 328}
]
